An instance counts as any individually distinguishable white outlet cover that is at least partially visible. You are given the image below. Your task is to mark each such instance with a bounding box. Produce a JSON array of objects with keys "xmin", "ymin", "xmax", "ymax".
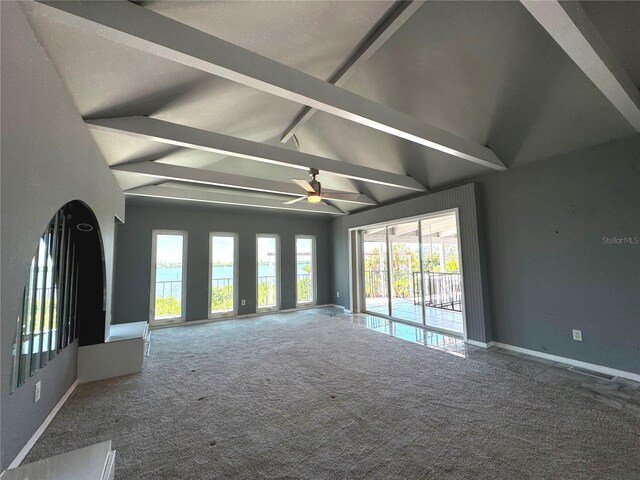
[
  {"xmin": 572, "ymin": 329, "xmax": 583, "ymax": 341},
  {"xmin": 336, "ymin": 292, "xmax": 340, "ymax": 298},
  {"xmin": 35, "ymin": 381, "xmax": 41, "ymax": 403},
  {"xmin": 241, "ymin": 299, "xmax": 246, "ymax": 306}
]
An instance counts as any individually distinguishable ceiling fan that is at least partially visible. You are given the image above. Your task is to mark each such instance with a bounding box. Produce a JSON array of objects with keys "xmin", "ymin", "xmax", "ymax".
[{"xmin": 284, "ymin": 168, "xmax": 361, "ymax": 204}]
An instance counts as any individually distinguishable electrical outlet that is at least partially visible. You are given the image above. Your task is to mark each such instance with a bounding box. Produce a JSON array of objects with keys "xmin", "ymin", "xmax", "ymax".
[
  {"xmin": 572, "ymin": 329, "xmax": 582, "ymax": 341},
  {"xmin": 241, "ymin": 299, "xmax": 246, "ymax": 306},
  {"xmin": 34, "ymin": 381, "xmax": 41, "ymax": 404},
  {"xmin": 336, "ymin": 291, "xmax": 340, "ymax": 298}
]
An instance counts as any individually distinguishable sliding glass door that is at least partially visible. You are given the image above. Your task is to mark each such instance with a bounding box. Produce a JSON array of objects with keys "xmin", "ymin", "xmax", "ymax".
[
  {"xmin": 359, "ymin": 211, "xmax": 464, "ymax": 336},
  {"xmin": 388, "ymin": 221, "xmax": 421, "ymax": 323},
  {"xmin": 420, "ymin": 214, "xmax": 463, "ymax": 333},
  {"xmin": 362, "ymin": 227, "xmax": 389, "ymax": 317}
]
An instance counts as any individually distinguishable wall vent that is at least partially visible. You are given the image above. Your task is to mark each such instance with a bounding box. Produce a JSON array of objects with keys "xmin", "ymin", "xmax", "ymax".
[{"xmin": 568, "ymin": 366, "xmax": 615, "ymax": 380}]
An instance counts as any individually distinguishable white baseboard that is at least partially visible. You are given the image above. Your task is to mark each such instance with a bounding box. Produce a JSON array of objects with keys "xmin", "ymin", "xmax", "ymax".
[
  {"xmin": 150, "ymin": 304, "xmax": 341, "ymax": 330},
  {"xmin": 465, "ymin": 339, "xmax": 495, "ymax": 348},
  {"xmin": 492, "ymin": 342, "xmax": 640, "ymax": 383},
  {"xmin": 8, "ymin": 379, "xmax": 79, "ymax": 469}
]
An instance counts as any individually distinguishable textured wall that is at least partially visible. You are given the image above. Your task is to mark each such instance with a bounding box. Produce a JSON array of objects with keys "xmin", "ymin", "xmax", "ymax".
[
  {"xmin": 475, "ymin": 135, "xmax": 640, "ymax": 374},
  {"xmin": 0, "ymin": 3, "xmax": 124, "ymax": 469},
  {"xmin": 331, "ymin": 184, "xmax": 490, "ymax": 343},
  {"xmin": 113, "ymin": 200, "xmax": 333, "ymax": 324}
]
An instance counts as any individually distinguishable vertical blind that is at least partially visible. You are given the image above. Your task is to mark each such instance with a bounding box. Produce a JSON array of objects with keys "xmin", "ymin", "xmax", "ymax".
[{"xmin": 11, "ymin": 209, "xmax": 80, "ymax": 390}]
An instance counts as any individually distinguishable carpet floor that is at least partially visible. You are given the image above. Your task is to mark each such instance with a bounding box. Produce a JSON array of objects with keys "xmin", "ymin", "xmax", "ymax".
[{"xmin": 26, "ymin": 310, "xmax": 640, "ymax": 479}]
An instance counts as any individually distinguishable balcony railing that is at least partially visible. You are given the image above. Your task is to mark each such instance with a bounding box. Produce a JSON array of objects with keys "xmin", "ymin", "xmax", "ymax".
[
  {"xmin": 258, "ymin": 275, "xmax": 277, "ymax": 307},
  {"xmin": 364, "ymin": 270, "xmax": 389, "ymax": 299},
  {"xmin": 364, "ymin": 270, "xmax": 462, "ymax": 312},
  {"xmin": 297, "ymin": 273, "xmax": 313, "ymax": 303},
  {"xmin": 412, "ymin": 271, "xmax": 462, "ymax": 311},
  {"xmin": 155, "ymin": 280, "xmax": 182, "ymax": 318},
  {"xmin": 211, "ymin": 277, "xmax": 233, "ymax": 312}
]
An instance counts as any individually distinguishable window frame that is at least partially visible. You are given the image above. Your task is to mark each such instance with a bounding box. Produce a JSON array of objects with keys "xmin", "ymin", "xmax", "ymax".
[
  {"xmin": 295, "ymin": 235, "xmax": 317, "ymax": 306},
  {"xmin": 150, "ymin": 230, "xmax": 188, "ymax": 325},
  {"xmin": 208, "ymin": 232, "xmax": 239, "ymax": 319},
  {"xmin": 255, "ymin": 234, "xmax": 281, "ymax": 312}
]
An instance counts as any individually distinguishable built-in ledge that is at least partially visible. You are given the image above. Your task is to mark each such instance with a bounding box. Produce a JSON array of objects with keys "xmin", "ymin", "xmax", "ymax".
[{"xmin": 78, "ymin": 321, "xmax": 150, "ymax": 383}]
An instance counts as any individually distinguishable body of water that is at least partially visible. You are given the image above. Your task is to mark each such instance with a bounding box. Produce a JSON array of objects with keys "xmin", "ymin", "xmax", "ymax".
[{"xmin": 156, "ymin": 264, "xmax": 311, "ymax": 282}]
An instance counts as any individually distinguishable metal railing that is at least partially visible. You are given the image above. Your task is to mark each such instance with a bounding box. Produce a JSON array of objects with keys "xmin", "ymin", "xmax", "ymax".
[
  {"xmin": 155, "ymin": 280, "xmax": 182, "ymax": 318},
  {"xmin": 364, "ymin": 270, "xmax": 389, "ymax": 298},
  {"xmin": 297, "ymin": 273, "xmax": 313, "ymax": 303},
  {"xmin": 364, "ymin": 270, "xmax": 462, "ymax": 312},
  {"xmin": 412, "ymin": 271, "xmax": 462, "ymax": 311},
  {"xmin": 212, "ymin": 277, "xmax": 233, "ymax": 289},
  {"xmin": 211, "ymin": 277, "xmax": 233, "ymax": 312},
  {"xmin": 364, "ymin": 270, "xmax": 413, "ymax": 299},
  {"xmin": 257, "ymin": 275, "xmax": 277, "ymax": 307}
]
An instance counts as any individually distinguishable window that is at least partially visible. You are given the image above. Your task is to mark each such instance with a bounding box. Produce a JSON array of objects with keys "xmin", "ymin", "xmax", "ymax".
[
  {"xmin": 296, "ymin": 236, "xmax": 316, "ymax": 305},
  {"xmin": 358, "ymin": 210, "xmax": 465, "ymax": 335},
  {"xmin": 209, "ymin": 233, "xmax": 237, "ymax": 317},
  {"xmin": 12, "ymin": 209, "xmax": 79, "ymax": 390},
  {"xmin": 256, "ymin": 235, "xmax": 280, "ymax": 310},
  {"xmin": 151, "ymin": 231, "xmax": 187, "ymax": 323}
]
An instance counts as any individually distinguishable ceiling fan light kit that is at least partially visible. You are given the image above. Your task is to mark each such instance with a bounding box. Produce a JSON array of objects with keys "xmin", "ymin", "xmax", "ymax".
[
  {"xmin": 288, "ymin": 168, "xmax": 361, "ymax": 205},
  {"xmin": 307, "ymin": 193, "xmax": 322, "ymax": 203}
]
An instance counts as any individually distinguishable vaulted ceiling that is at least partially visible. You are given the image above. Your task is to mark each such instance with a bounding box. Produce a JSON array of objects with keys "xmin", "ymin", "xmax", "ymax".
[{"xmin": 22, "ymin": 1, "xmax": 640, "ymax": 215}]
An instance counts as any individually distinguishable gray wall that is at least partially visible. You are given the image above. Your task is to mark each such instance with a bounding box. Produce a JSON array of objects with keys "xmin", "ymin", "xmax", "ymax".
[
  {"xmin": 476, "ymin": 135, "xmax": 640, "ymax": 374},
  {"xmin": 332, "ymin": 135, "xmax": 640, "ymax": 374},
  {"xmin": 331, "ymin": 184, "xmax": 491, "ymax": 343},
  {"xmin": 0, "ymin": 3, "xmax": 124, "ymax": 469},
  {"xmin": 113, "ymin": 200, "xmax": 333, "ymax": 324}
]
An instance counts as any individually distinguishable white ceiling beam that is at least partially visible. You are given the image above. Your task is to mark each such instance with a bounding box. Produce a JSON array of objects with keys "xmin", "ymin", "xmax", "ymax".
[
  {"xmin": 89, "ymin": 116, "xmax": 425, "ymax": 191},
  {"xmin": 422, "ymin": 218, "xmax": 457, "ymax": 234},
  {"xmin": 389, "ymin": 223, "xmax": 420, "ymax": 237},
  {"xmin": 281, "ymin": 0, "xmax": 425, "ymax": 143},
  {"xmin": 125, "ymin": 185, "xmax": 344, "ymax": 215},
  {"xmin": 364, "ymin": 235, "xmax": 458, "ymax": 244},
  {"xmin": 38, "ymin": 0, "xmax": 506, "ymax": 170},
  {"xmin": 113, "ymin": 160, "xmax": 377, "ymax": 205},
  {"xmin": 521, "ymin": 0, "xmax": 640, "ymax": 132},
  {"xmin": 434, "ymin": 227, "xmax": 458, "ymax": 238}
]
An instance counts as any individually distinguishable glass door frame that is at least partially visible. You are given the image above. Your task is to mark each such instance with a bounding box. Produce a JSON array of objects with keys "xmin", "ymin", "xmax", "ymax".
[
  {"xmin": 359, "ymin": 226, "xmax": 392, "ymax": 317},
  {"xmin": 150, "ymin": 229, "xmax": 188, "ymax": 325},
  {"xmin": 256, "ymin": 233, "xmax": 281, "ymax": 312},
  {"xmin": 354, "ymin": 208, "xmax": 467, "ymax": 340},
  {"xmin": 208, "ymin": 232, "xmax": 239, "ymax": 319},
  {"xmin": 295, "ymin": 235, "xmax": 317, "ymax": 307}
]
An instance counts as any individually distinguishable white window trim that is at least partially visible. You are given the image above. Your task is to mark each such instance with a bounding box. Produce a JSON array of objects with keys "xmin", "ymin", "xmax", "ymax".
[
  {"xmin": 150, "ymin": 230, "xmax": 188, "ymax": 325},
  {"xmin": 208, "ymin": 232, "xmax": 239, "ymax": 319},
  {"xmin": 295, "ymin": 235, "xmax": 317, "ymax": 306},
  {"xmin": 256, "ymin": 234, "xmax": 281, "ymax": 312}
]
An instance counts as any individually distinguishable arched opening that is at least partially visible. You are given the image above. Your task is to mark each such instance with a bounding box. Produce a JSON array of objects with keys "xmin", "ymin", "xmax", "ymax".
[
  {"xmin": 11, "ymin": 201, "xmax": 106, "ymax": 390},
  {"xmin": 65, "ymin": 201, "xmax": 107, "ymax": 347}
]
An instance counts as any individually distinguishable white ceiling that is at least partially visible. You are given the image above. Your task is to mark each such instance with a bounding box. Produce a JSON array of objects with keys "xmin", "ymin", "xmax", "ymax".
[{"xmin": 21, "ymin": 0, "xmax": 640, "ymax": 214}]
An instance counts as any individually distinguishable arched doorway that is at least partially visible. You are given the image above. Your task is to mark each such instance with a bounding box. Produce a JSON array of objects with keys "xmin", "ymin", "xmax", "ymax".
[
  {"xmin": 11, "ymin": 200, "xmax": 106, "ymax": 390},
  {"xmin": 65, "ymin": 201, "xmax": 107, "ymax": 347}
]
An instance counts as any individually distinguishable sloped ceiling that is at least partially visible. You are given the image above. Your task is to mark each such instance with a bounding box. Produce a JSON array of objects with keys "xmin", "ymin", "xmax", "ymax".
[{"xmin": 21, "ymin": 0, "xmax": 640, "ymax": 213}]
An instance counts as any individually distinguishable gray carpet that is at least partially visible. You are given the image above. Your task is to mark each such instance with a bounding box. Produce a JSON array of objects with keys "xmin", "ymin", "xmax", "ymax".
[{"xmin": 27, "ymin": 310, "xmax": 640, "ymax": 479}]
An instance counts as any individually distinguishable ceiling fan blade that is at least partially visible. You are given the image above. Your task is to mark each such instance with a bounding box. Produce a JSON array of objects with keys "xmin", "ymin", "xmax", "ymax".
[
  {"xmin": 283, "ymin": 196, "xmax": 306, "ymax": 205},
  {"xmin": 321, "ymin": 192, "xmax": 362, "ymax": 200},
  {"xmin": 291, "ymin": 179, "xmax": 315, "ymax": 193}
]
